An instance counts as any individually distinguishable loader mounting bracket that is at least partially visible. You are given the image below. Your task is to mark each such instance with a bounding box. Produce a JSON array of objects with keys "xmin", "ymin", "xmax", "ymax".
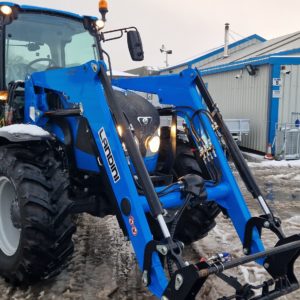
[
  {"xmin": 143, "ymin": 239, "xmax": 184, "ymax": 287},
  {"xmin": 162, "ymin": 264, "xmax": 208, "ymax": 300},
  {"xmin": 243, "ymin": 215, "xmax": 284, "ymax": 254}
]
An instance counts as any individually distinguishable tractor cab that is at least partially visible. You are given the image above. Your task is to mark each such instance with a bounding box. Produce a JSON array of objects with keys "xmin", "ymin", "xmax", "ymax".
[
  {"xmin": 0, "ymin": 3, "xmax": 143, "ymax": 88},
  {"xmin": 5, "ymin": 12, "xmax": 99, "ymax": 84},
  {"xmin": 0, "ymin": 4, "xmax": 101, "ymax": 87},
  {"xmin": 0, "ymin": 3, "xmax": 146, "ymax": 131},
  {"xmin": 0, "ymin": 3, "xmax": 105, "ymax": 125}
]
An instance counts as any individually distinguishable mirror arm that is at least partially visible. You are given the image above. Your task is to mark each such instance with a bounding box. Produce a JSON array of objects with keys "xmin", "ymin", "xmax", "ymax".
[{"xmin": 101, "ymin": 26, "xmax": 138, "ymax": 42}]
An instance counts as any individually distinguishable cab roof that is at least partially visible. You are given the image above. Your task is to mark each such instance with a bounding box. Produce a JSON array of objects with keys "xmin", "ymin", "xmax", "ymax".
[{"xmin": 0, "ymin": 2, "xmax": 96, "ymax": 20}]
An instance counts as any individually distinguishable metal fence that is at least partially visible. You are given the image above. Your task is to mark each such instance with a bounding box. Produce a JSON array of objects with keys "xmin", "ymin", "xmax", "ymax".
[{"xmin": 275, "ymin": 123, "xmax": 300, "ymax": 160}]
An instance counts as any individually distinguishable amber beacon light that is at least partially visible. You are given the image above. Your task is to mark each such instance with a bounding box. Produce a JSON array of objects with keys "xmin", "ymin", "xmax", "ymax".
[{"xmin": 99, "ymin": 0, "xmax": 108, "ymax": 21}]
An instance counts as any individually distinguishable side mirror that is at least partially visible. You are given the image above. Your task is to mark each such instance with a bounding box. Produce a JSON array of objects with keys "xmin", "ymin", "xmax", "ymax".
[{"xmin": 127, "ymin": 30, "xmax": 144, "ymax": 61}]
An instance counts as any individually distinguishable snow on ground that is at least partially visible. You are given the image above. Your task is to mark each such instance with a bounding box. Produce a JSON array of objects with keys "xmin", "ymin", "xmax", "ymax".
[
  {"xmin": 248, "ymin": 159, "xmax": 300, "ymax": 168},
  {"xmin": 0, "ymin": 160, "xmax": 299, "ymax": 299}
]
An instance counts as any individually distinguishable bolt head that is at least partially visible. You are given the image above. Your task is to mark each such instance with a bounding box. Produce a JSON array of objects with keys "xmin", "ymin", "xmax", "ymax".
[
  {"xmin": 264, "ymin": 221, "xmax": 270, "ymax": 228},
  {"xmin": 157, "ymin": 245, "xmax": 168, "ymax": 256},
  {"xmin": 180, "ymin": 242, "xmax": 185, "ymax": 249},
  {"xmin": 161, "ymin": 246, "xmax": 168, "ymax": 255},
  {"xmin": 243, "ymin": 248, "xmax": 249, "ymax": 255},
  {"xmin": 142, "ymin": 271, "xmax": 148, "ymax": 287},
  {"xmin": 264, "ymin": 263, "xmax": 270, "ymax": 269},
  {"xmin": 175, "ymin": 274, "xmax": 184, "ymax": 290},
  {"xmin": 91, "ymin": 63, "xmax": 98, "ymax": 72}
]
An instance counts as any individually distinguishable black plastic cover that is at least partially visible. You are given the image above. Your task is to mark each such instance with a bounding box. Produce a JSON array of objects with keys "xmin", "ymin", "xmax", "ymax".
[{"xmin": 127, "ymin": 30, "xmax": 144, "ymax": 61}]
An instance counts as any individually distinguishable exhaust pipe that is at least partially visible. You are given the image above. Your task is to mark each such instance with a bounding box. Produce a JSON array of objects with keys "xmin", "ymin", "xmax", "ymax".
[{"xmin": 224, "ymin": 23, "xmax": 230, "ymax": 58}]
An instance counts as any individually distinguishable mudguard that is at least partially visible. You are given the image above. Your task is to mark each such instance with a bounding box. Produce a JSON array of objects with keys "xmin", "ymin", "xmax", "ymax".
[{"xmin": 0, "ymin": 124, "xmax": 52, "ymax": 144}]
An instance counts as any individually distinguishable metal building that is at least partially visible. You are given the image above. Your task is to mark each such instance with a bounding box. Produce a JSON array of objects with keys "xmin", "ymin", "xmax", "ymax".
[{"xmin": 160, "ymin": 32, "xmax": 300, "ymax": 155}]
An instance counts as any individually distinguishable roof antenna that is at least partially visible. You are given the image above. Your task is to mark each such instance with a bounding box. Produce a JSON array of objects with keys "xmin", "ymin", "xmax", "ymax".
[{"xmin": 224, "ymin": 23, "xmax": 230, "ymax": 58}]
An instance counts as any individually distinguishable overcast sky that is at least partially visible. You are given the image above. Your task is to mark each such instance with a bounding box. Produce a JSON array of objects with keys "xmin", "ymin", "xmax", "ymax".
[{"xmin": 10, "ymin": 0, "xmax": 300, "ymax": 70}]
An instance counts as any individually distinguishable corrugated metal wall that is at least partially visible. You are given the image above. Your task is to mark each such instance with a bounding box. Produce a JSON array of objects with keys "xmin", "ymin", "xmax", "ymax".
[
  {"xmin": 279, "ymin": 65, "xmax": 300, "ymax": 124},
  {"xmin": 203, "ymin": 65, "xmax": 271, "ymax": 152}
]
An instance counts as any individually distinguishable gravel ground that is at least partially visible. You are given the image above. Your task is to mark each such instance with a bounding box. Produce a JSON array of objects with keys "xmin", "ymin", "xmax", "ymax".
[{"xmin": 0, "ymin": 160, "xmax": 299, "ymax": 300}]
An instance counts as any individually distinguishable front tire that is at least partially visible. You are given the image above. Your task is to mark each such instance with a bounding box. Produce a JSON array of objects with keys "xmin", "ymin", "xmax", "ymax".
[
  {"xmin": 150, "ymin": 142, "xmax": 221, "ymax": 245},
  {"xmin": 0, "ymin": 144, "xmax": 75, "ymax": 284},
  {"xmin": 172, "ymin": 143, "xmax": 220, "ymax": 244}
]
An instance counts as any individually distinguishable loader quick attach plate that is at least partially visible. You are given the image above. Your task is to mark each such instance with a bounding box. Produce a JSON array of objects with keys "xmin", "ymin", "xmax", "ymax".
[
  {"xmin": 162, "ymin": 235, "xmax": 300, "ymax": 300},
  {"xmin": 264, "ymin": 235, "xmax": 300, "ymax": 287},
  {"xmin": 217, "ymin": 236, "xmax": 300, "ymax": 300}
]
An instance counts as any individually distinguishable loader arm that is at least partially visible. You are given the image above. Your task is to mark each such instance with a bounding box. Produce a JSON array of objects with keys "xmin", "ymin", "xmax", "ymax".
[
  {"xmin": 113, "ymin": 69, "xmax": 268, "ymax": 253},
  {"xmin": 24, "ymin": 61, "xmax": 300, "ymax": 299}
]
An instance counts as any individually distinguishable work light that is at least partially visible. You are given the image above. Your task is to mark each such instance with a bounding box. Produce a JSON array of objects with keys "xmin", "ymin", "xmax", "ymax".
[{"xmin": 0, "ymin": 5, "xmax": 12, "ymax": 15}]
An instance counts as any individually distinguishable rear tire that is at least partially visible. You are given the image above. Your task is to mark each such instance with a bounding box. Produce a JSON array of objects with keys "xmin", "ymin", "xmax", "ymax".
[{"xmin": 0, "ymin": 143, "xmax": 75, "ymax": 284}]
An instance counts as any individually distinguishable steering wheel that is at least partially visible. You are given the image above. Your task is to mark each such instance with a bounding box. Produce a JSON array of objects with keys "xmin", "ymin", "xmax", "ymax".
[{"xmin": 26, "ymin": 58, "xmax": 57, "ymax": 72}]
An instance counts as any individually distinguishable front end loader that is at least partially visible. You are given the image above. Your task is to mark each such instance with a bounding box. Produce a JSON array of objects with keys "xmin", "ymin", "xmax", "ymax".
[{"xmin": 0, "ymin": 2, "xmax": 299, "ymax": 299}]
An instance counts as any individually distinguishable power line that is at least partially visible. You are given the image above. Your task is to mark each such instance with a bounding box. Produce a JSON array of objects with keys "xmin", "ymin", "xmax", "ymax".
[
  {"xmin": 228, "ymin": 32, "xmax": 237, "ymax": 42},
  {"xmin": 230, "ymin": 29, "xmax": 246, "ymax": 39}
]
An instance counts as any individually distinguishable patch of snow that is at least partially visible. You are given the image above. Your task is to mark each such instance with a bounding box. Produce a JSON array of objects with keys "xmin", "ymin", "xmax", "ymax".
[
  {"xmin": 294, "ymin": 175, "xmax": 300, "ymax": 181},
  {"xmin": 112, "ymin": 85, "xmax": 125, "ymax": 92},
  {"xmin": 108, "ymin": 70, "xmax": 138, "ymax": 77},
  {"xmin": 265, "ymin": 173, "xmax": 300, "ymax": 181},
  {"xmin": 248, "ymin": 159, "xmax": 300, "ymax": 168},
  {"xmin": 265, "ymin": 174, "xmax": 288, "ymax": 180},
  {"xmin": 243, "ymin": 152, "xmax": 264, "ymax": 159},
  {"xmin": 286, "ymin": 215, "xmax": 300, "ymax": 225},
  {"xmin": 0, "ymin": 124, "xmax": 50, "ymax": 136}
]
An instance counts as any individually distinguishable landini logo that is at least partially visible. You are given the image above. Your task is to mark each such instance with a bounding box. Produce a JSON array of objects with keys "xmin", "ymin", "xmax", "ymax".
[
  {"xmin": 137, "ymin": 116, "xmax": 152, "ymax": 126},
  {"xmin": 98, "ymin": 128, "xmax": 120, "ymax": 183}
]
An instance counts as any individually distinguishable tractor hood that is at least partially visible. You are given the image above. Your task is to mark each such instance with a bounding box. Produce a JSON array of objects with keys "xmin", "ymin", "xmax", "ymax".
[{"xmin": 113, "ymin": 88, "xmax": 160, "ymax": 157}]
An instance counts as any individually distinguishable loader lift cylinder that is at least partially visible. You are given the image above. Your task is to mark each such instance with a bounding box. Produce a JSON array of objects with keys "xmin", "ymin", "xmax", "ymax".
[{"xmin": 98, "ymin": 65, "xmax": 175, "ymax": 240}]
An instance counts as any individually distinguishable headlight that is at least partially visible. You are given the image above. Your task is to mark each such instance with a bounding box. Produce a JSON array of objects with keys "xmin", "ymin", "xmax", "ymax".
[
  {"xmin": 117, "ymin": 125, "xmax": 123, "ymax": 137},
  {"xmin": 146, "ymin": 134, "xmax": 160, "ymax": 154}
]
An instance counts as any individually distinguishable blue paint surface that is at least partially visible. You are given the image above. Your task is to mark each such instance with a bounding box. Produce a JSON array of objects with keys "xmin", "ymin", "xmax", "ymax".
[{"xmin": 268, "ymin": 64, "xmax": 281, "ymax": 149}]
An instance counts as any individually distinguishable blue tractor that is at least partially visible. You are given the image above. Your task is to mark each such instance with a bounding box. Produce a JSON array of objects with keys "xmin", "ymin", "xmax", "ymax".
[{"xmin": 0, "ymin": 2, "xmax": 299, "ymax": 299}]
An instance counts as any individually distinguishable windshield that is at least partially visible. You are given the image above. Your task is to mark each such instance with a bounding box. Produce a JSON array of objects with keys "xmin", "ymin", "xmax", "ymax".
[{"xmin": 5, "ymin": 13, "xmax": 99, "ymax": 85}]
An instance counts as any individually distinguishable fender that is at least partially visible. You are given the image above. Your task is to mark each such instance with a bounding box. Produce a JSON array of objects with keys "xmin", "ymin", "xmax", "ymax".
[{"xmin": 0, "ymin": 124, "xmax": 52, "ymax": 144}]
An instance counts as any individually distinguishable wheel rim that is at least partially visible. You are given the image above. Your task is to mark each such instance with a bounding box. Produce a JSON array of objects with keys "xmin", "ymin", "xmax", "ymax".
[{"xmin": 0, "ymin": 177, "xmax": 21, "ymax": 256}]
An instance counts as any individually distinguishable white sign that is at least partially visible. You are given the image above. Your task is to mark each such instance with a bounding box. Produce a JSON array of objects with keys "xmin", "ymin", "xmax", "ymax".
[
  {"xmin": 272, "ymin": 90, "xmax": 281, "ymax": 98},
  {"xmin": 273, "ymin": 78, "xmax": 282, "ymax": 86}
]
